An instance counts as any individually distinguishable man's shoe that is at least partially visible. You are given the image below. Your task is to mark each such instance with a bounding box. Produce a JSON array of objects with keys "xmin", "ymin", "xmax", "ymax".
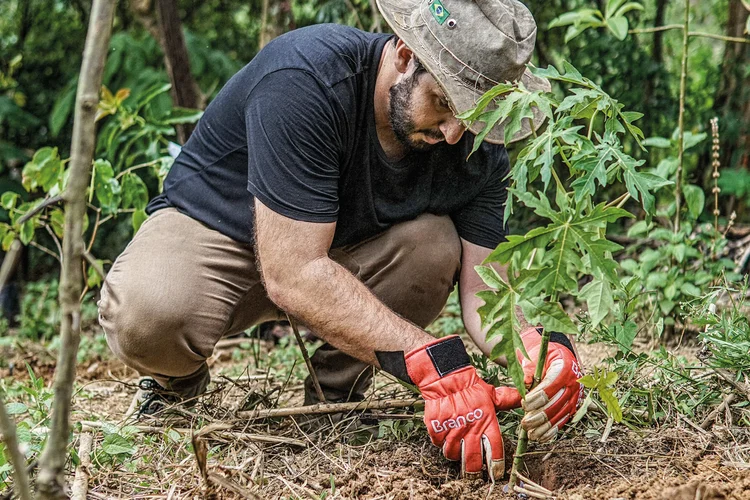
[
  {"xmin": 135, "ymin": 378, "xmax": 184, "ymax": 416},
  {"xmin": 126, "ymin": 368, "xmax": 210, "ymax": 419}
]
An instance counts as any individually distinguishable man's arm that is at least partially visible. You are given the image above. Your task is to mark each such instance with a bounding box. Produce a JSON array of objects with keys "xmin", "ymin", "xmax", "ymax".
[
  {"xmin": 254, "ymin": 199, "xmax": 435, "ymax": 366},
  {"xmin": 458, "ymin": 238, "xmax": 531, "ymax": 361}
]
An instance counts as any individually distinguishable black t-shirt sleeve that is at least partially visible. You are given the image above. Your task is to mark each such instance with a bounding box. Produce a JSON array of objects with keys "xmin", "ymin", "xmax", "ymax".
[
  {"xmin": 245, "ymin": 69, "xmax": 341, "ymax": 222},
  {"xmin": 451, "ymin": 149, "xmax": 510, "ymax": 249}
]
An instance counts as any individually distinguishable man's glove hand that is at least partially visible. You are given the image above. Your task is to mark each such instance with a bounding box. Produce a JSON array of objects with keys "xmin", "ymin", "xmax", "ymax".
[
  {"xmin": 404, "ymin": 336, "xmax": 521, "ymax": 479},
  {"xmin": 517, "ymin": 327, "xmax": 584, "ymax": 443}
]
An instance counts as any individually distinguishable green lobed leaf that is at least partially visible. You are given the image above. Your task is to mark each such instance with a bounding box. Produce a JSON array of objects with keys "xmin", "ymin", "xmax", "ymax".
[
  {"xmin": 613, "ymin": 321, "xmax": 638, "ymax": 352},
  {"xmin": 579, "ymin": 277, "xmax": 613, "ymax": 326},
  {"xmin": 456, "ymin": 83, "xmax": 515, "ymax": 122},
  {"xmin": 488, "ymin": 321, "xmax": 526, "ymax": 398},
  {"xmin": 578, "ymin": 374, "xmax": 598, "ymax": 389},
  {"xmin": 599, "ymin": 387, "xmax": 623, "ymax": 422},
  {"xmin": 519, "ymin": 298, "xmax": 577, "ymax": 335},
  {"xmin": 622, "ymin": 167, "xmax": 672, "ymax": 214}
]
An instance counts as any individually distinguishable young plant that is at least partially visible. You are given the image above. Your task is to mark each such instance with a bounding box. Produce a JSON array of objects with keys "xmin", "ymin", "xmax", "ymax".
[
  {"xmin": 460, "ymin": 61, "xmax": 670, "ymax": 485},
  {"xmin": 0, "ymin": 82, "xmax": 200, "ymax": 301}
]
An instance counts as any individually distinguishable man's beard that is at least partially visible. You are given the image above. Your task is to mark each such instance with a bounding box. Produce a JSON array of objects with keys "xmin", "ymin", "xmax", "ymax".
[{"xmin": 388, "ymin": 73, "xmax": 445, "ymax": 152}]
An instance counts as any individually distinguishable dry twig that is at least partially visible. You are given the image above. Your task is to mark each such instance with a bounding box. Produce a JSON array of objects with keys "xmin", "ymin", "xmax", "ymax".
[
  {"xmin": 71, "ymin": 433, "xmax": 93, "ymax": 500},
  {"xmin": 237, "ymin": 397, "xmax": 423, "ymax": 420}
]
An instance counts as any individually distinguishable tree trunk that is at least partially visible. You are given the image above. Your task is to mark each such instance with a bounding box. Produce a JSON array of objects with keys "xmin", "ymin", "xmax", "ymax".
[
  {"xmin": 35, "ymin": 0, "xmax": 117, "ymax": 498},
  {"xmin": 155, "ymin": 0, "xmax": 201, "ymax": 144},
  {"xmin": 640, "ymin": 0, "xmax": 668, "ymax": 138},
  {"xmin": 260, "ymin": 0, "xmax": 295, "ymax": 50},
  {"xmin": 130, "ymin": 0, "xmax": 202, "ymax": 144}
]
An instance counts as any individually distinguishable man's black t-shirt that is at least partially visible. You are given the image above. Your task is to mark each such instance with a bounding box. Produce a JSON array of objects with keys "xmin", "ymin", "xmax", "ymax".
[{"xmin": 147, "ymin": 24, "xmax": 510, "ymax": 249}]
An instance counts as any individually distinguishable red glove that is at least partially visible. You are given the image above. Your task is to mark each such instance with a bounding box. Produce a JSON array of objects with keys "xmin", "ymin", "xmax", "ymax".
[
  {"xmin": 517, "ymin": 327, "xmax": 584, "ymax": 443},
  {"xmin": 404, "ymin": 336, "xmax": 521, "ymax": 479}
]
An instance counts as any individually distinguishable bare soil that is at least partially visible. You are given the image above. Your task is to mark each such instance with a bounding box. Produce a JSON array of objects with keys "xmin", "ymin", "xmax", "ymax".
[{"xmin": 2, "ymin": 333, "xmax": 749, "ymax": 499}]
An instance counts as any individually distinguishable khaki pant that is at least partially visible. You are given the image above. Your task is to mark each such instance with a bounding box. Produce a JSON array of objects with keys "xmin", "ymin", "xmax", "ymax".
[{"xmin": 98, "ymin": 208, "xmax": 461, "ymax": 402}]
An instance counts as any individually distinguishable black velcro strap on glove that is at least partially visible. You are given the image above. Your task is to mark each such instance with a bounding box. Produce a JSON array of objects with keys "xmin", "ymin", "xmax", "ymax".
[
  {"xmin": 377, "ymin": 337, "xmax": 471, "ymax": 383},
  {"xmin": 376, "ymin": 350, "xmax": 413, "ymax": 384},
  {"xmin": 545, "ymin": 330, "xmax": 577, "ymax": 358},
  {"xmin": 425, "ymin": 336, "xmax": 471, "ymax": 377}
]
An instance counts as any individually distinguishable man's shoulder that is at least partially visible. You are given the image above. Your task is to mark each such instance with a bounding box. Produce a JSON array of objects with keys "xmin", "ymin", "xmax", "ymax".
[{"xmin": 255, "ymin": 24, "xmax": 391, "ymax": 88}]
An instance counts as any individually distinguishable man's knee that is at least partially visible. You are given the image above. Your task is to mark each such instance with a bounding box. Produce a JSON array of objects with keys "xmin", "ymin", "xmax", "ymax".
[{"xmin": 98, "ymin": 273, "xmax": 206, "ymax": 378}]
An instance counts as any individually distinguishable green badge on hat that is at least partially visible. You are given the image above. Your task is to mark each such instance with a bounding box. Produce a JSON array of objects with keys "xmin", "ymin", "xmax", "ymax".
[{"xmin": 429, "ymin": 0, "xmax": 450, "ymax": 25}]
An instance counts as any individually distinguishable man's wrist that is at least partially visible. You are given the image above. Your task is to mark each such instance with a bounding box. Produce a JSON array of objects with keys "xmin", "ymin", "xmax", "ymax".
[{"xmin": 378, "ymin": 335, "xmax": 472, "ymax": 386}]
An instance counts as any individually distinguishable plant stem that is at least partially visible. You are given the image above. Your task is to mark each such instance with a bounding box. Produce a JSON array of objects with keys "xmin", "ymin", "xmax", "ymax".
[
  {"xmin": 687, "ymin": 31, "xmax": 750, "ymax": 44},
  {"xmin": 35, "ymin": 0, "xmax": 116, "ymax": 497},
  {"xmin": 509, "ymin": 293, "xmax": 558, "ymax": 488},
  {"xmin": 555, "ymin": 138, "xmax": 574, "ymax": 169},
  {"xmin": 286, "ymin": 314, "xmax": 326, "ymax": 403},
  {"xmin": 605, "ymin": 192, "xmax": 629, "ymax": 209},
  {"xmin": 16, "ymin": 195, "xmax": 64, "ymax": 226},
  {"xmin": 114, "ymin": 158, "xmax": 160, "ymax": 180},
  {"xmin": 629, "ymin": 24, "xmax": 684, "ymax": 34},
  {"xmin": 673, "ymin": 0, "xmax": 690, "ymax": 234},
  {"xmin": 587, "ymin": 110, "xmax": 598, "ymax": 140}
]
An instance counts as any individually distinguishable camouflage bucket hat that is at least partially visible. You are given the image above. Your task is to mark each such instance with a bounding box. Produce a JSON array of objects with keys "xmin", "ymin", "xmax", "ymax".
[{"xmin": 375, "ymin": 0, "xmax": 551, "ymax": 144}]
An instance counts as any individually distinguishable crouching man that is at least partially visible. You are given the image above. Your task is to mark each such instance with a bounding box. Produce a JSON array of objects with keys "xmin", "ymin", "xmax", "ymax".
[{"xmin": 98, "ymin": 0, "xmax": 582, "ymax": 479}]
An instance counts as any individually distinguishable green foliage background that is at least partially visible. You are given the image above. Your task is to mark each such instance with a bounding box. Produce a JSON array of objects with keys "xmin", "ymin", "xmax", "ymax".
[{"xmin": 0, "ymin": 0, "xmax": 747, "ymax": 331}]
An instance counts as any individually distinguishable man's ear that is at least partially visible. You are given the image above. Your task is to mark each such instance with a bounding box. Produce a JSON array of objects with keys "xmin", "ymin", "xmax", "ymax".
[{"xmin": 393, "ymin": 39, "xmax": 415, "ymax": 75}]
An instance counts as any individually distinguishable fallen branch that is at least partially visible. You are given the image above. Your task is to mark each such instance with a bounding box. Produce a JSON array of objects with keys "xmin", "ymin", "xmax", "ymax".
[
  {"xmin": 514, "ymin": 485, "xmax": 554, "ymax": 499},
  {"xmin": 80, "ymin": 420, "xmax": 306, "ymax": 447},
  {"xmin": 215, "ymin": 337, "xmax": 255, "ymax": 349},
  {"xmin": 71, "ymin": 433, "xmax": 93, "ymax": 500},
  {"xmin": 237, "ymin": 397, "xmax": 423, "ymax": 420},
  {"xmin": 514, "ymin": 472, "xmax": 554, "ymax": 496},
  {"xmin": 700, "ymin": 393, "xmax": 736, "ymax": 429},
  {"xmin": 712, "ymin": 368, "xmax": 750, "ymax": 402}
]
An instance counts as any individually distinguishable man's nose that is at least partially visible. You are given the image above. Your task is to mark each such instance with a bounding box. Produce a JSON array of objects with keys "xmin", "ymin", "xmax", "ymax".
[{"xmin": 440, "ymin": 118, "xmax": 466, "ymax": 145}]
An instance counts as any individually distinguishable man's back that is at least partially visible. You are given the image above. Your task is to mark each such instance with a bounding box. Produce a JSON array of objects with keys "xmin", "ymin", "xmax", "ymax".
[{"xmin": 149, "ymin": 24, "xmax": 509, "ymax": 249}]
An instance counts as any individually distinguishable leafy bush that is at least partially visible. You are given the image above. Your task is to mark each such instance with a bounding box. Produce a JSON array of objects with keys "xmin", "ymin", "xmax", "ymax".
[{"xmin": 14, "ymin": 279, "xmax": 99, "ymax": 340}]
